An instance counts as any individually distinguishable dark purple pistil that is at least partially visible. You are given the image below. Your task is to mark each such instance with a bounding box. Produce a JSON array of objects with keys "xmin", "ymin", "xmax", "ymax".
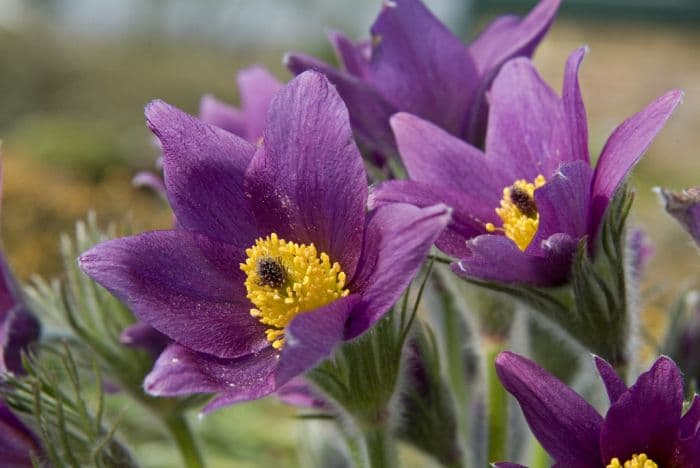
[
  {"xmin": 510, "ymin": 186, "xmax": 538, "ymax": 218},
  {"xmin": 257, "ymin": 257, "xmax": 286, "ymax": 288}
]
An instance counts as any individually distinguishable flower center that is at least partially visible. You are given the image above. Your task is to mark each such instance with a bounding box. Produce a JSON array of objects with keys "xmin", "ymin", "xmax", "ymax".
[
  {"xmin": 607, "ymin": 454, "xmax": 658, "ymax": 468},
  {"xmin": 485, "ymin": 175, "xmax": 546, "ymax": 251},
  {"xmin": 240, "ymin": 233, "xmax": 349, "ymax": 349}
]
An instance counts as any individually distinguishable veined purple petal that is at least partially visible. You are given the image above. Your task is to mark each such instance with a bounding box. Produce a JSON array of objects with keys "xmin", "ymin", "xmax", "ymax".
[
  {"xmin": 594, "ymin": 356, "xmax": 628, "ymax": 404},
  {"xmin": 275, "ymin": 295, "xmax": 360, "ymax": 387},
  {"xmin": 244, "ymin": 71, "xmax": 367, "ymax": 279},
  {"xmin": 455, "ymin": 234, "xmax": 576, "ymax": 287},
  {"xmin": 368, "ymin": 180, "xmax": 492, "ymax": 258},
  {"xmin": 600, "ymin": 356, "xmax": 684, "ymax": 463},
  {"xmin": 144, "ymin": 344, "xmax": 277, "ymax": 411},
  {"xmin": 120, "ymin": 322, "xmax": 170, "ymax": 357},
  {"xmin": 198, "ymin": 94, "xmax": 246, "ymax": 137},
  {"xmin": 79, "ymin": 230, "xmax": 268, "ymax": 359},
  {"xmin": 367, "ymin": 0, "xmax": 477, "ymax": 137},
  {"xmin": 391, "ymin": 113, "xmax": 508, "ymax": 205},
  {"xmin": 562, "ymin": 47, "xmax": 590, "ymax": 165},
  {"xmin": 486, "ymin": 58, "xmax": 573, "ymax": 182},
  {"xmin": 495, "ymin": 352, "xmax": 603, "ymax": 466},
  {"xmin": 284, "ymin": 52, "xmax": 398, "ymax": 162},
  {"xmin": 590, "ymin": 90, "xmax": 683, "ymax": 238},
  {"xmin": 530, "ymin": 161, "xmax": 593, "ymax": 250},
  {"xmin": 237, "ymin": 66, "xmax": 283, "ymax": 142},
  {"xmin": 146, "ymin": 100, "xmax": 260, "ymax": 246},
  {"xmin": 0, "ymin": 402, "xmax": 43, "ymax": 468},
  {"xmin": 466, "ymin": 0, "xmax": 561, "ymax": 143},
  {"xmin": 328, "ymin": 31, "xmax": 369, "ymax": 78},
  {"xmin": 346, "ymin": 203, "xmax": 451, "ymax": 337}
]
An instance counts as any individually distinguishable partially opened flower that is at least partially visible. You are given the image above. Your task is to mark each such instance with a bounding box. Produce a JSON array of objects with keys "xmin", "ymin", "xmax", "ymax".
[
  {"xmin": 0, "ymin": 402, "xmax": 43, "ymax": 468},
  {"xmin": 79, "ymin": 71, "xmax": 450, "ymax": 412},
  {"xmin": 370, "ymin": 47, "xmax": 682, "ymax": 286},
  {"xmin": 286, "ymin": 0, "xmax": 560, "ymax": 163},
  {"xmin": 495, "ymin": 352, "xmax": 700, "ymax": 467},
  {"xmin": 657, "ymin": 186, "xmax": 700, "ymax": 247}
]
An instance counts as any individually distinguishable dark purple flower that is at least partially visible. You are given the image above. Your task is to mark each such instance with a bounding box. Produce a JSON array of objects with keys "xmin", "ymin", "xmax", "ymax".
[
  {"xmin": 370, "ymin": 47, "xmax": 682, "ymax": 286},
  {"xmin": 79, "ymin": 71, "xmax": 450, "ymax": 412},
  {"xmin": 657, "ymin": 187, "xmax": 700, "ymax": 247},
  {"xmin": 285, "ymin": 0, "xmax": 561, "ymax": 162},
  {"xmin": 495, "ymin": 352, "xmax": 700, "ymax": 467},
  {"xmin": 0, "ymin": 402, "xmax": 43, "ymax": 468}
]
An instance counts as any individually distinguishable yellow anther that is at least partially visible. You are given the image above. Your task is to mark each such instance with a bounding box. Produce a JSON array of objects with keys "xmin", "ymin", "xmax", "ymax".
[
  {"xmin": 607, "ymin": 453, "xmax": 658, "ymax": 468},
  {"xmin": 240, "ymin": 234, "xmax": 349, "ymax": 349},
  {"xmin": 488, "ymin": 175, "xmax": 546, "ymax": 251}
]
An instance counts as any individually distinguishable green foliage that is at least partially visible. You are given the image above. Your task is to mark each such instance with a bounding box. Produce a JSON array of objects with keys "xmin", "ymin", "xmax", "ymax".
[{"xmin": 1, "ymin": 343, "xmax": 136, "ymax": 468}]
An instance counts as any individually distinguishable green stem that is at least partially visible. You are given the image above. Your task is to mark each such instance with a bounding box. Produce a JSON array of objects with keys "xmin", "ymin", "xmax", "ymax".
[
  {"xmin": 486, "ymin": 341, "xmax": 508, "ymax": 464},
  {"xmin": 163, "ymin": 413, "xmax": 205, "ymax": 468},
  {"xmin": 362, "ymin": 425, "xmax": 397, "ymax": 468}
]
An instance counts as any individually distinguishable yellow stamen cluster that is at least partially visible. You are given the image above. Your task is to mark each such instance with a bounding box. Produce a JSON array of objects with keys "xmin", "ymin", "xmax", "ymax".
[
  {"xmin": 485, "ymin": 175, "xmax": 546, "ymax": 251},
  {"xmin": 240, "ymin": 233, "xmax": 349, "ymax": 349},
  {"xmin": 607, "ymin": 453, "xmax": 658, "ymax": 468}
]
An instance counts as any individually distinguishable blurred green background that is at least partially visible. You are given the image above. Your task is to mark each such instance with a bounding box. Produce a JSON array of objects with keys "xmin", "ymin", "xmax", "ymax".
[{"xmin": 1, "ymin": 1, "xmax": 699, "ymax": 466}]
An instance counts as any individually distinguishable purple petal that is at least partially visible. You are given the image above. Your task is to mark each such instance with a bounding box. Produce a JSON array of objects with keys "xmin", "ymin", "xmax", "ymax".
[
  {"xmin": 275, "ymin": 295, "xmax": 360, "ymax": 387},
  {"xmin": 454, "ymin": 234, "xmax": 576, "ymax": 287},
  {"xmin": 530, "ymin": 161, "xmax": 593, "ymax": 249},
  {"xmin": 284, "ymin": 52, "xmax": 398, "ymax": 162},
  {"xmin": 132, "ymin": 171, "xmax": 167, "ymax": 199},
  {"xmin": 367, "ymin": 0, "xmax": 477, "ymax": 137},
  {"xmin": 277, "ymin": 377, "xmax": 328, "ymax": 409},
  {"xmin": 144, "ymin": 344, "xmax": 277, "ymax": 411},
  {"xmin": 347, "ymin": 203, "xmax": 451, "ymax": 337},
  {"xmin": 492, "ymin": 464, "xmax": 528, "ymax": 468},
  {"xmin": 237, "ymin": 66, "xmax": 283, "ymax": 142},
  {"xmin": 676, "ymin": 433, "xmax": 700, "ymax": 467},
  {"xmin": 146, "ymin": 100, "xmax": 260, "ymax": 246},
  {"xmin": 495, "ymin": 352, "xmax": 603, "ymax": 465},
  {"xmin": 593, "ymin": 356, "xmax": 628, "ymax": 404},
  {"xmin": 590, "ymin": 90, "xmax": 683, "ymax": 238},
  {"xmin": 244, "ymin": 71, "xmax": 367, "ymax": 279},
  {"xmin": 79, "ymin": 230, "xmax": 268, "ymax": 359},
  {"xmin": 120, "ymin": 322, "xmax": 170, "ymax": 357},
  {"xmin": 391, "ymin": 113, "xmax": 508, "ymax": 206},
  {"xmin": 680, "ymin": 395, "xmax": 700, "ymax": 439},
  {"xmin": 562, "ymin": 47, "xmax": 590, "ymax": 164},
  {"xmin": 328, "ymin": 31, "xmax": 369, "ymax": 78},
  {"xmin": 466, "ymin": 0, "xmax": 561, "ymax": 143},
  {"xmin": 486, "ymin": 58, "xmax": 573, "ymax": 182},
  {"xmin": 0, "ymin": 402, "xmax": 43, "ymax": 468},
  {"xmin": 368, "ymin": 180, "xmax": 489, "ymax": 258},
  {"xmin": 600, "ymin": 356, "xmax": 684, "ymax": 463},
  {"xmin": 198, "ymin": 94, "xmax": 246, "ymax": 137}
]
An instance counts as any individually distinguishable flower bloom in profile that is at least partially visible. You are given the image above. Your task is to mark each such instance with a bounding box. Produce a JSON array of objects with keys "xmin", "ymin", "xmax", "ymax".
[
  {"xmin": 370, "ymin": 47, "xmax": 682, "ymax": 286},
  {"xmin": 79, "ymin": 71, "xmax": 450, "ymax": 412},
  {"xmin": 134, "ymin": 65, "xmax": 283, "ymax": 197},
  {"xmin": 657, "ymin": 186, "xmax": 700, "ymax": 247},
  {"xmin": 0, "ymin": 402, "xmax": 43, "ymax": 467},
  {"xmin": 494, "ymin": 352, "xmax": 700, "ymax": 467},
  {"xmin": 286, "ymin": 0, "xmax": 561, "ymax": 162}
]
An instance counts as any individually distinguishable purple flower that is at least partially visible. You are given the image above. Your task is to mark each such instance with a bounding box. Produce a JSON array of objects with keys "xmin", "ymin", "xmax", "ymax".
[
  {"xmin": 657, "ymin": 187, "xmax": 700, "ymax": 247},
  {"xmin": 285, "ymin": 0, "xmax": 561, "ymax": 162},
  {"xmin": 79, "ymin": 71, "xmax": 450, "ymax": 412},
  {"xmin": 370, "ymin": 47, "xmax": 682, "ymax": 286},
  {"xmin": 495, "ymin": 352, "xmax": 700, "ymax": 468},
  {"xmin": 0, "ymin": 402, "xmax": 43, "ymax": 468}
]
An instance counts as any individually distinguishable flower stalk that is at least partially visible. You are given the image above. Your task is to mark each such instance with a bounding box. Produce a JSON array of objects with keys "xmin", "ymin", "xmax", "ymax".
[{"xmin": 163, "ymin": 412, "xmax": 205, "ymax": 468}]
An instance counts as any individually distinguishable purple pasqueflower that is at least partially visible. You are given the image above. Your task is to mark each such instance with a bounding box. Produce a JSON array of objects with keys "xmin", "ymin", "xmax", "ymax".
[
  {"xmin": 0, "ymin": 402, "xmax": 43, "ymax": 468},
  {"xmin": 495, "ymin": 352, "xmax": 700, "ymax": 468},
  {"xmin": 285, "ymin": 0, "xmax": 561, "ymax": 162},
  {"xmin": 657, "ymin": 187, "xmax": 700, "ymax": 247},
  {"xmin": 369, "ymin": 47, "xmax": 682, "ymax": 286},
  {"xmin": 79, "ymin": 71, "xmax": 450, "ymax": 412},
  {"xmin": 135, "ymin": 65, "xmax": 283, "ymax": 197}
]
